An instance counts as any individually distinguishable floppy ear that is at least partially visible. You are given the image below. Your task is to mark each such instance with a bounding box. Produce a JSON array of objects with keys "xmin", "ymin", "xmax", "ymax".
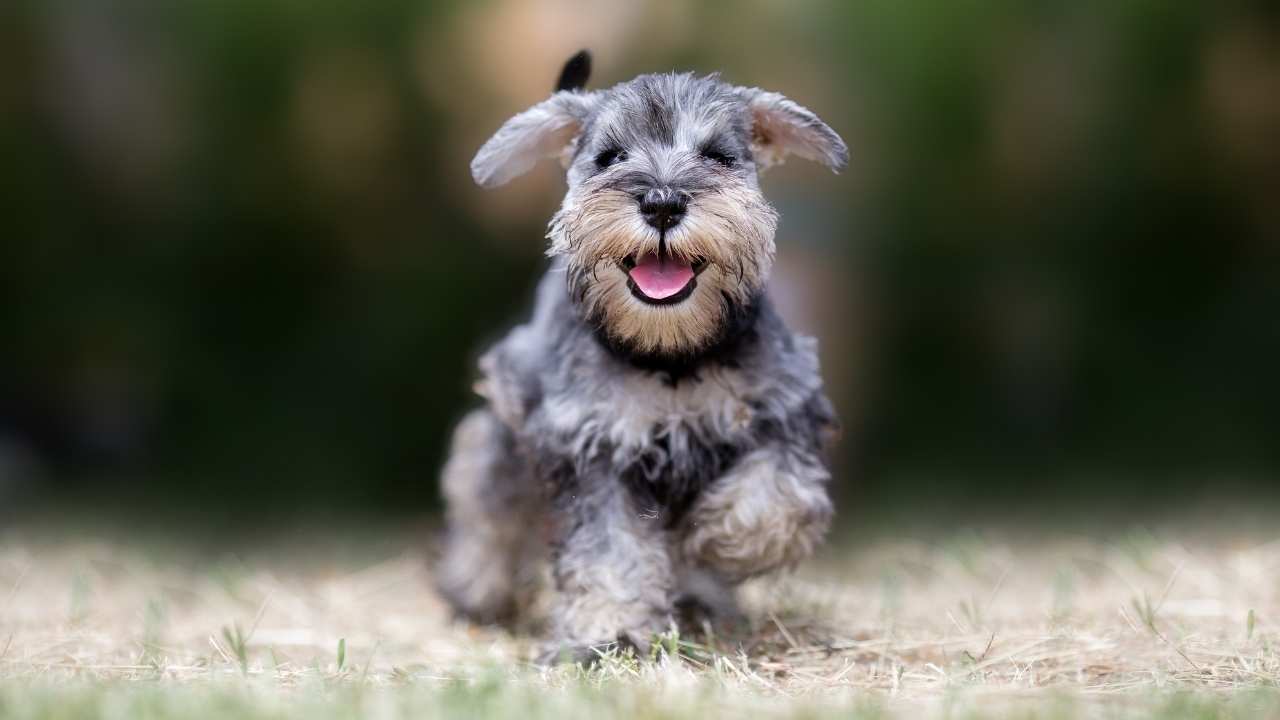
[
  {"xmin": 743, "ymin": 89, "xmax": 848, "ymax": 172},
  {"xmin": 470, "ymin": 92, "xmax": 596, "ymax": 188}
]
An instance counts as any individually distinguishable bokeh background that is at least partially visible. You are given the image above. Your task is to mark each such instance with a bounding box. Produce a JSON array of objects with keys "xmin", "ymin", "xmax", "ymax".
[{"xmin": 2, "ymin": 0, "xmax": 1277, "ymax": 529}]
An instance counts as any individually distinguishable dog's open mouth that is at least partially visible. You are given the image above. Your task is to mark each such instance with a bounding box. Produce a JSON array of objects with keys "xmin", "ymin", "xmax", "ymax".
[{"xmin": 623, "ymin": 253, "xmax": 706, "ymax": 305}]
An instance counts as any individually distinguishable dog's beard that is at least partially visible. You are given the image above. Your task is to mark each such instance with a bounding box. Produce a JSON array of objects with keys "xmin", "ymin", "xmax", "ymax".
[{"xmin": 549, "ymin": 181, "xmax": 778, "ymax": 358}]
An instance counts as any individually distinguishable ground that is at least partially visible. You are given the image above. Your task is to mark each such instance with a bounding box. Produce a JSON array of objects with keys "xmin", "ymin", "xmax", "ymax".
[{"xmin": 1, "ymin": 520, "xmax": 1279, "ymax": 719}]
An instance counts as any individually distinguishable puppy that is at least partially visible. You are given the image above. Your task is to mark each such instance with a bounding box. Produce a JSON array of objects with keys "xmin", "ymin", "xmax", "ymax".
[{"xmin": 438, "ymin": 51, "xmax": 847, "ymax": 662}]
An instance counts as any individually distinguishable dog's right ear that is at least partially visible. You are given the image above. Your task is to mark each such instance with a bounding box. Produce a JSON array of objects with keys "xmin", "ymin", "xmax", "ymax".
[
  {"xmin": 471, "ymin": 91, "xmax": 597, "ymax": 188},
  {"xmin": 470, "ymin": 92, "xmax": 595, "ymax": 188},
  {"xmin": 471, "ymin": 51, "xmax": 597, "ymax": 188}
]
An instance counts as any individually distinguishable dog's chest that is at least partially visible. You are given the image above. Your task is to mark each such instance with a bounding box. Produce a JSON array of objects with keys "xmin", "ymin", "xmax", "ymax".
[
  {"xmin": 573, "ymin": 366, "xmax": 756, "ymax": 453},
  {"xmin": 541, "ymin": 365, "xmax": 760, "ymax": 520},
  {"xmin": 544, "ymin": 362, "xmax": 756, "ymax": 451}
]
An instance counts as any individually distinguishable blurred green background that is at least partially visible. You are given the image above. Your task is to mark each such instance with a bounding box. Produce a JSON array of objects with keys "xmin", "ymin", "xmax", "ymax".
[{"xmin": 1, "ymin": 0, "xmax": 1277, "ymax": 525}]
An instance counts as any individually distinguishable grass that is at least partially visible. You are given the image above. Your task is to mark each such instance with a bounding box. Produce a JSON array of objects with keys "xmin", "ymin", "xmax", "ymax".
[{"xmin": 2, "ymin": 523, "xmax": 1280, "ymax": 718}]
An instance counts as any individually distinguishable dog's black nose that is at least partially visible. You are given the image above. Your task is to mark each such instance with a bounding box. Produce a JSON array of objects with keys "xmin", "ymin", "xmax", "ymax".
[{"xmin": 638, "ymin": 188, "xmax": 687, "ymax": 232}]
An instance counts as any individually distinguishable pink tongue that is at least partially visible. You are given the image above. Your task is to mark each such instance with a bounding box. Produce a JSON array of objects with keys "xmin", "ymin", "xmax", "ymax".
[{"xmin": 628, "ymin": 253, "xmax": 695, "ymax": 299}]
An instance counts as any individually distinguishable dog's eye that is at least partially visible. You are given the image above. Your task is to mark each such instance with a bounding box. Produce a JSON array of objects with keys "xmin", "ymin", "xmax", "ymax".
[
  {"xmin": 700, "ymin": 147, "xmax": 736, "ymax": 167},
  {"xmin": 595, "ymin": 148, "xmax": 627, "ymax": 169}
]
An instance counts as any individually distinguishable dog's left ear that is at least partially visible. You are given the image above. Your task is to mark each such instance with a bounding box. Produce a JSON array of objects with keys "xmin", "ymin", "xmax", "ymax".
[{"xmin": 742, "ymin": 89, "xmax": 848, "ymax": 172}]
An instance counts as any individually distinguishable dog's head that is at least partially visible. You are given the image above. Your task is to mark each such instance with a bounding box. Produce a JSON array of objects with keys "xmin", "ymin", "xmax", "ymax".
[{"xmin": 471, "ymin": 51, "xmax": 847, "ymax": 361}]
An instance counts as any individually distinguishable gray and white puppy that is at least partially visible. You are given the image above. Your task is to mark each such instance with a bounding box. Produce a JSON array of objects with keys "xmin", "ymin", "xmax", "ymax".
[{"xmin": 438, "ymin": 51, "xmax": 847, "ymax": 661}]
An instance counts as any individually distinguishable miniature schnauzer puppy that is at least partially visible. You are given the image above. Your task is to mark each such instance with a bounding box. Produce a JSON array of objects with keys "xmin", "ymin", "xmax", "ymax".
[{"xmin": 437, "ymin": 51, "xmax": 848, "ymax": 661}]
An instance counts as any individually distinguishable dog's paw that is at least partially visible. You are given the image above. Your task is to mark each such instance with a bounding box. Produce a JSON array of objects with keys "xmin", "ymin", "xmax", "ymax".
[
  {"xmin": 536, "ymin": 643, "xmax": 608, "ymax": 667},
  {"xmin": 535, "ymin": 634, "xmax": 649, "ymax": 667},
  {"xmin": 683, "ymin": 449, "xmax": 832, "ymax": 581}
]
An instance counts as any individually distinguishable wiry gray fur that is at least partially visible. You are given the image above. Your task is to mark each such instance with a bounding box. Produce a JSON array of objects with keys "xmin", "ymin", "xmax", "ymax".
[{"xmin": 440, "ymin": 55, "xmax": 847, "ymax": 662}]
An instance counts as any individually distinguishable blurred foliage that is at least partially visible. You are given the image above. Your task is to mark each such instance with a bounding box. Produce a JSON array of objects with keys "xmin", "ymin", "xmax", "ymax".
[{"xmin": 0, "ymin": 0, "xmax": 1276, "ymax": 521}]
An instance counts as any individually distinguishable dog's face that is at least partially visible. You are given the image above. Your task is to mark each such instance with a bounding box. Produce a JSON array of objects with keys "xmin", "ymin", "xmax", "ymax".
[{"xmin": 472, "ymin": 59, "xmax": 847, "ymax": 360}]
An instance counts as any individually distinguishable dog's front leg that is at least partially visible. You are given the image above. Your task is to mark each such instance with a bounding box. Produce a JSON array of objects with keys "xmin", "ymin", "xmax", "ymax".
[
  {"xmin": 544, "ymin": 471, "xmax": 674, "ymax": 663},
  {"xmin": 682, "ymin": 444, "xmax": 833, "ymax": 583}
]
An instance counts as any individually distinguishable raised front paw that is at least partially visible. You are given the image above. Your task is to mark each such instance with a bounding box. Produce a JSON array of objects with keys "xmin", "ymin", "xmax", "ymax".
[{"xmin": 683, "ymin": 448, "xmax": 833, "ymax": 582}]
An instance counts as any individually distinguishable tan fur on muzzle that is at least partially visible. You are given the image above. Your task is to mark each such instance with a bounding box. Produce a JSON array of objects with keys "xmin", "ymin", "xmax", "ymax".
[{"xmin": 549, "ymin": 177, "xmax": 778, "ymax": 355}]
